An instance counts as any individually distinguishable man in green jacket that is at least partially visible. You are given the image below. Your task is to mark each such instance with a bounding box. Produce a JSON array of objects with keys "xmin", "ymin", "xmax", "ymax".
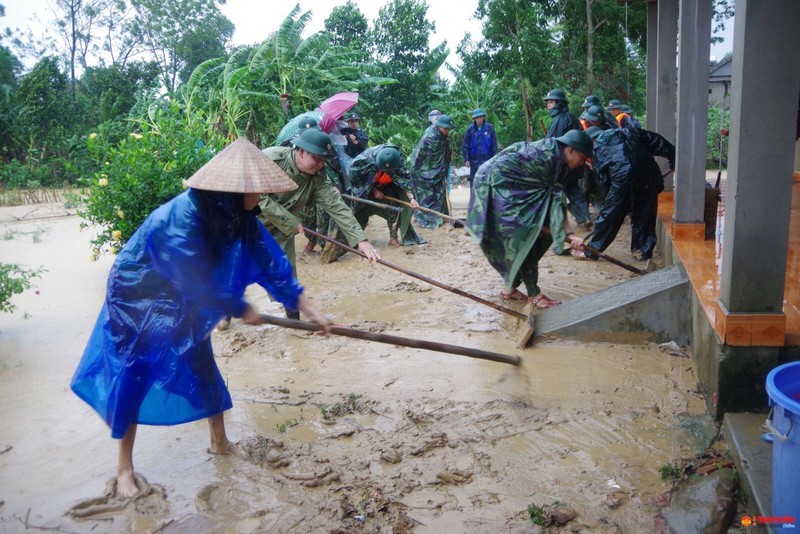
[{"xmin": 259, "ymin": 129, "xmax": 381, "ymax": 316}]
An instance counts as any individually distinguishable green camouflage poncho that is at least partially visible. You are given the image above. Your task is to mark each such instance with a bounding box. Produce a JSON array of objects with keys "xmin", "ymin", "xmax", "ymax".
[
  {"xmin": 410, "ymin": 125, "xmax": 452, "ymax": 228},
  {"xmin": 348, "ymin": 144, "xmax": 418, "ymax": 242},
  {"xmin": 466, "ymin": 138, "xmax": 570, "ymax": 286}
]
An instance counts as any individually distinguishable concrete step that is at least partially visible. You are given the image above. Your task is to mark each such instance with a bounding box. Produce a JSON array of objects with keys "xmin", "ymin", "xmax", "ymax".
[
  {"xmin": 723, "ymin": 412, "xmax": 775, "ymax": 532},
  {"xmin": 534, "ymin": 263, "xmax": 690, "ymax": 344}
]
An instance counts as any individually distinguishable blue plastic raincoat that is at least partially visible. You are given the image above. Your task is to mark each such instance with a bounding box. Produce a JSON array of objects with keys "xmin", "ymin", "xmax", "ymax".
[{"xmin": 71, "ymin": 189, "xmax": 303, "ymax": 439}]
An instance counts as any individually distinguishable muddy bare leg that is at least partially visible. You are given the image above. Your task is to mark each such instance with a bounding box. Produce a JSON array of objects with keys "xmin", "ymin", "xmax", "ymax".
[
  {"xmin": 208, "ymin": 412, "xmax": 231, "ymax": 454},
  {"xmin": 117, "ymin": 424, "xmax": 139, "ymax": 498}
]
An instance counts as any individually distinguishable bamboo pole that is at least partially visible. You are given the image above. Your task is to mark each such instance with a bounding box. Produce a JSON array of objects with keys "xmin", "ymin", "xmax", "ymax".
[
  {"xmin": 302, "ymin": 226, "xmax": 528, "ymax": 321},
  {"xmin": 257, "ymin": 314, "xmax": 521, "ymax": 366}
]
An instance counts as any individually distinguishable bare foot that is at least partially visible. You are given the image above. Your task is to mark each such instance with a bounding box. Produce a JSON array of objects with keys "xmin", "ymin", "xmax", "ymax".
[
  {"xmin": 207, "ymin": 441, "xmax": 239, "ymax": 456},
  {"xmin": 116, "ymin": 469, "xmax": 139, "ymax": 498},
  {"xmin": 389, "ymin": 237, "xmax": 401, "ymax": 247}
]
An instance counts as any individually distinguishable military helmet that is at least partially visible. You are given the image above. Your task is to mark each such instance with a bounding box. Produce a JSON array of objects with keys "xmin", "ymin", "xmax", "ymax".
[
  {"xmin": 581, "ymin": 95, "xmax": 601, "ymax": 109},
  {"xmin": 607, "ymin": 99, "xmax": 622, "ymax": 110},
  {"xmin": 298, "ymin": 117, "xmax": 320, "ymax": 131},
  {"xmin": 543, "ymin": 89, "xmax": 568, "ymax": 102},
  {"xmin": 375, "ymin": 146, "xmax": 403, "ymax": 171},
  {"xmin": 472, "ymin": 108, "xmax": 487, "ymax": 119},
  {"xmin": 585, "ymin": 125, "xmax": 604, "ymax": 139},
  {"xmin": 555, "ymin": 129, "xmax": 594, "ymax": 158},
  {"xmin": 621, "ymin": 105, "xmax": 633, "ymax": 114},
  {"xmin": 580, "ymin": 105, "xmax": 606, "ymax": 123},
  {"xmin": 346, "ymin": 112, "xmax": 361, "ymax": 121},
  {"xmin": 435, "ymin": 114, "xmax": 455, "ymax": 129},
  {"xmin": 428, "ymin": 109, "xmax": 442, "ymax": 121},
  {"xmin": 292, "ymin": 129, "xmax": 334, "ymax": 157}
]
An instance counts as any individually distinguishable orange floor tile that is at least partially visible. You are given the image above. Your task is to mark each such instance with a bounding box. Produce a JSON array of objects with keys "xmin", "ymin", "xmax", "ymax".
[{"xmin": 658, "ymin": 181, "xmax": 800, "ymax": 346}]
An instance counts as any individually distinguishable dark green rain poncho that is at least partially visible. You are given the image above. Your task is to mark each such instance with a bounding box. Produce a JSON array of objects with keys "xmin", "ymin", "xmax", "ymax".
[
  {"xmin": 466, "ymin": 138, "xmax": 571, "ymax": 291},
  {"xmin": 410, "ymin": 124, "xmax": 452, "ymax": 228},
  {"xmin": 321, "ymin": 144, "xmax": 425, "ymax": 263},
  {"xmin": 349, "ymin": 144, "xmax": 424, "ymax": 245}
]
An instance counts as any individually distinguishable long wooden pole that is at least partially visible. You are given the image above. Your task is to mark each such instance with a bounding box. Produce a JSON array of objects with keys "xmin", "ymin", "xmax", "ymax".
[
  {"xmin": 341, "ymin": 193, "xmax": 402, "ymax": 213},
  {"xmin": 257, "ymin": 314, "xmax": 521, "ymax": 366},
  {"xmin": 302, "ymin": 226, "xmax": 528, "ymax": 321},
  {"xmin": 383, "ymin": 196, "xmax": 465, "ymax": 225},
  {"xmin": 385, "ymin": 196, "xmax": 644, "ymax": 275},
  {"xmin": 540, "ymin": 227, "xmax": 645, "ymax": 275}
]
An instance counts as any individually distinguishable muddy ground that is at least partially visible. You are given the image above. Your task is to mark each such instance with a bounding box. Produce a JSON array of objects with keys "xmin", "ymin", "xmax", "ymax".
[{"xmin": 0, "ymin": 187, "xmax": 712, "ymax": 533}]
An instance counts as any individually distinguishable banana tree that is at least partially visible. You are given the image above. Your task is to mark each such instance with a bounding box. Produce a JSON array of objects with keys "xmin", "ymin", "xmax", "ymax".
[{"xmin": 184, "ymin": 5, "xmax": 391, "ymax": 146}]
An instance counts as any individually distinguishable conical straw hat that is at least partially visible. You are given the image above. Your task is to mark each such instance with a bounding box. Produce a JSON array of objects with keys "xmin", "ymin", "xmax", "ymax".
[{"xmin": 185, "ymin": 138, "xmax": 298, "ymax": 194}]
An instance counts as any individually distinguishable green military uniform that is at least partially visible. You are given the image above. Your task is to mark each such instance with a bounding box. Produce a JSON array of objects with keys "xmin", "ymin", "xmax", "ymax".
[{"xmin": 259, "ymin": 145, "xmax": 367, "ymax": 273}]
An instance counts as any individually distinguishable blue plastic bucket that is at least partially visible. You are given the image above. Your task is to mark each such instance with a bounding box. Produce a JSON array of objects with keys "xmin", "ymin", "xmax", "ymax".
[{"xmin": 766, "ymin": 361, "xmax": 800, "ymax": 529}]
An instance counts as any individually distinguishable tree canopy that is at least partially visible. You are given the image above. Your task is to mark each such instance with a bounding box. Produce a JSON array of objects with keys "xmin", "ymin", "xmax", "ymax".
[{"xmin": 0, "ymin": 0, "xmax": 735, "ymax": 188}]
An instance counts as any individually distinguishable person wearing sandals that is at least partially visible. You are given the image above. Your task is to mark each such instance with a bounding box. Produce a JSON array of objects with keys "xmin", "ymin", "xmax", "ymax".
[{"xmin": 466, "ymin": 130, "xmax": 593, "ymax": 310}]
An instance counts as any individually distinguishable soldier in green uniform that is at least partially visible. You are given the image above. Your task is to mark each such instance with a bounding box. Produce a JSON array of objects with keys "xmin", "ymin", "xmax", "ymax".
[
  {"xmin": 258, "ymin": 129, "xmax": 381, "ymax": 316},
  {"xmin": 466, "ymin": 130, "xmax": 592, "ymax": 309},
  {"xmin": 410, "ymin": 114, "xmax": 454, "ymax": 228}
]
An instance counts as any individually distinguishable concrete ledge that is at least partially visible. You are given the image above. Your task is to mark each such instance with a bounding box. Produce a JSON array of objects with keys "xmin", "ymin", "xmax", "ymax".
[
  {"xmin": 723, "ymin": 412, "xmax": 775, "ymax": 532},
  {"xmin": 535, "ymin": 263, "xmax": 690, "ymax": 344}
]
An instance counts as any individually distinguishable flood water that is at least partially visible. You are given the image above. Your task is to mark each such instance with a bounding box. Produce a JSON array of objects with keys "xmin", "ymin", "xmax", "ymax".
[{"xmin": 0, "ymin": 193, "xmax": 709, "ymax": 532}]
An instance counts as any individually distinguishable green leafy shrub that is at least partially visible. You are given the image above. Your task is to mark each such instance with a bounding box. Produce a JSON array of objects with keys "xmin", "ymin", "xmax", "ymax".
[
  {"xmin": 659, "ymin": 462, "xmax": 682, "ymax": 481},
  {"xmin": 0, "ymin": 158, "xmax": 75, "ymax": 189},
  {"xmin": 707, "ymin": 104, "xmax": 729, "ymax": 170},
  {"xmin": 0, "ymin": 263, "xmax": 45, "ymax": 313},
  {"xmin": 79, "ymin": 100, "xmax": 225, "ymax": 257}
]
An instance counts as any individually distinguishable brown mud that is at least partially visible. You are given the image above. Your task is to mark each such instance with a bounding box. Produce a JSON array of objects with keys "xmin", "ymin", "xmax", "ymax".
[{"xmin": 0, "ymin": 188, "xmax": 709, "ymax": 532}]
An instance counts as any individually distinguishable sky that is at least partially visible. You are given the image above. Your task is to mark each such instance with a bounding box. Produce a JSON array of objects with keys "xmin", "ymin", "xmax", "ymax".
[
  {"xmin": 219, "ymin": 0, "xmax": 484, "ymax": 77},
  {"xmin": 0, "ymin": 0, "xmax": 484, "ymax": 79},
  {"xmin": 2, "ymin": 0, "xmax": 733, "ymax": 76}
]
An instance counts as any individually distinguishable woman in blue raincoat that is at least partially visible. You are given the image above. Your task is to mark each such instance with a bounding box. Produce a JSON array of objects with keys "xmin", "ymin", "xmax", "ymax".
[{"xmin": 71, "ymin": 139, "xmax": 330, "ymax": 498}]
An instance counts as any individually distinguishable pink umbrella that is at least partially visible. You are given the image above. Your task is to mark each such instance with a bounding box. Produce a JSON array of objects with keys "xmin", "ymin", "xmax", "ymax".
[{"xmin": 315, "ymin": 92, "xmax": 359, "ymax": 131}]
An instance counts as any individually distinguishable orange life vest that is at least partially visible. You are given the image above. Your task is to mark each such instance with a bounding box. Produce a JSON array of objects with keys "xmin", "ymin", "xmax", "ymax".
[
  {"xmin": 375, "ymin": 170, "xmax": 392, "ymax": 186},
  {"xmin": 580, "ymin": 119, "xmax": 589, "ymax": 130},
  {"xmin": 614, "ymin": 112, "xmax": 631, "ymax": 125}
]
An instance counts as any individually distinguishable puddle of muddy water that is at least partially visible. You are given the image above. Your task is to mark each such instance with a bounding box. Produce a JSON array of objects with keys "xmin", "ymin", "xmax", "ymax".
[{"xmin": 0, "ymin": 199, "xmax": 709, "ymax": 533}]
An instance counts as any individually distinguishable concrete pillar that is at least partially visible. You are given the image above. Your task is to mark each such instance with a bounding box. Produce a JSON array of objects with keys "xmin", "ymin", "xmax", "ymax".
[
  {"xmin": 656, "ymin": 0, "xmax": 678, "ymax": 190},
  {"xmin": 646, "ymin": 1, "xmax": 658, "ymax": 130},
  {"xmin": 719, "ymin": 0, "xmax": 800, "ymax": 313},
  {"xmin": 673, "ymin": 0, "xmax": 712, "ymax": 226}
]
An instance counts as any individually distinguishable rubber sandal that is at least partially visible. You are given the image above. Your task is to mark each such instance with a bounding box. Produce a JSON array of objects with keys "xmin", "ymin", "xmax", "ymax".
[
  {"xmin": 571, "ymin": 249, "xmax": 597, "ymax": 260},
  {"xmin": 500, "ymin": 289, "xmax": 528, "ymax": 301},
  {"xmin": 530, "ymin": 294, "xmax": 561, "ymax": 309}
]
